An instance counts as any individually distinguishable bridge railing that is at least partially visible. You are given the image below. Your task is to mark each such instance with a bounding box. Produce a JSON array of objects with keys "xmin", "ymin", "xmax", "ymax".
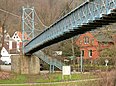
[
  {"xmin": 34, "ymin": 50, "xmax": 65, "ymax": 70},
  {"xmin": 24, "ymin": 0, "xmax": 116, "ymax": 54}
]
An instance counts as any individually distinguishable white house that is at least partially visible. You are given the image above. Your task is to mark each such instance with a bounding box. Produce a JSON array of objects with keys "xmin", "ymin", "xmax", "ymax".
[
  {"xmin": 1, "ymin": 47, "xmax": 11, "ymax": 64},
  {"xmin": 0, "ymin": 32, "xmax": 20, "ymax": 64},
  {"xmin": 12, "ymin": 31, "xmax": 22, "ymax": 42},
  {"xmin": 12, "ymin": 31, "xmax": 22, "ymax": 51}
]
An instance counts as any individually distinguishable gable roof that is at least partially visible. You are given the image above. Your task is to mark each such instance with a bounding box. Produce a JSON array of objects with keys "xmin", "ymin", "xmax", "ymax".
[
  {"xmin": 76, "ymin": 31, "xmax": 115, "ymax": 45},
  {"xmin": 12, "ymin": 31, "xmax": 29, "ymax": 41},
  {"xmin": 17, "ymin": 31, "xmax": 22, "ymax": 40},
  {"xmin": 1, "ymin": 47, "xmax": 10, "ymax": 56},
  {"xmin": 76, "ymin": 32, "xmax": 94, "ymax": 40}
]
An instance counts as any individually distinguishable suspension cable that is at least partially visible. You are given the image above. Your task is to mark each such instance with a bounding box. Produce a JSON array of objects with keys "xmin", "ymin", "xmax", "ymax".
[
  {"xmin": 34, "ymin": 10, "xmax": 48, "ymax": 28},
  {"xmin": 58, "ymin": 0, "xmax": 74, "ymax": 19}
]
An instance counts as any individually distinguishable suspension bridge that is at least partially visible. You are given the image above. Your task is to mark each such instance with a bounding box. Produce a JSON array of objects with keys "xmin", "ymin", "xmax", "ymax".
[{"xmin": 19, "ymin": 0, "xmax": 116, "ymax": 74}]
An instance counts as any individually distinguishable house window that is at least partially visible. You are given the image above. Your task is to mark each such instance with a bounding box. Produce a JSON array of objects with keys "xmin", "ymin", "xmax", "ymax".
[
  {"xmin": 3, "ymin": 51, "xmax": 5, "ymax": 53},
  {"xmin": 7, "ymin": 36, "xmax": 10, "ymax": 39},
  {"xmin": 91, "ymin": 38, "xmax": 94, "ymax": 44},
  {"xmin": 84, "ymin": 36, "xmax": 89, "ymax": 44},
  {"xmin": 15, "ymin": 33, "xmax": 17, "ymax": 36},
  {"xmin": 80, "ymin": 40, "xmax": 82, "ymax": 45},
  {"xmin": 89, "ymin": 50, "xmax": 92, "ymax": 57},
  {"xmin": 81, "ymin": 50, "xmax": 84, "ymax": 57}
]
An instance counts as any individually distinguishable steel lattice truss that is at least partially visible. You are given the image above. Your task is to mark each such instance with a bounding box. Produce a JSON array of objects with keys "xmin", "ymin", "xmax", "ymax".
[
  {"xmin": 22, "ymin": 7, "xmax": 35, "ymax": 53},
  {"xmin": 24, "ymin": 0, "xmax": 116, "ymax": 55}
]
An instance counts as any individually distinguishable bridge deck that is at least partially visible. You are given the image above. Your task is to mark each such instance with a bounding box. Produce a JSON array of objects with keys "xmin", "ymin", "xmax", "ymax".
[{"xmin": 24, "ymin": 0, "xmax": 116, "ymax": 55}]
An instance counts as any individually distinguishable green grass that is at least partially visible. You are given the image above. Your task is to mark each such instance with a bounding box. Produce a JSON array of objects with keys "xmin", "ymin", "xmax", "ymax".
[
  {"xmin": 35, "ymin": 73, "xmax": 97, "ymax": 83},
  {"xmin": 0, "ymin": 72, "xmax": 98, "ymax": 84},
  {"xmin": 0, "ymin": 74, "xmax": 27, "ymax": 84}
]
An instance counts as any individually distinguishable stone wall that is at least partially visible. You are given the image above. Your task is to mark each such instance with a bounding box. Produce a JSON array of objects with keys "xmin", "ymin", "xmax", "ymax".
[
  {"xmin": 11, "ymin": 55, "xmax": 40, "ymax": 74},
  {"xmin": 11, "ymin": 55, "xmax": 21, "ymax": 73}
]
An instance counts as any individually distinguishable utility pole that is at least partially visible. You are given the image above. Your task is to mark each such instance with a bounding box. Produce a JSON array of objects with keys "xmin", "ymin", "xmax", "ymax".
[
  {"xmin": 71, "ymin": 38, "xmax": 75, "ymax": 63},
  {"xmin": 80, "ymin": 50, "xmax": 83, "ymax": 73},
  {"xmin": 71, "ymin": 38, "xmax": 75, "ymax": 56},
  {"xmin": 71, "ymin": 37, "xmax": 76, "ymax": 72}
]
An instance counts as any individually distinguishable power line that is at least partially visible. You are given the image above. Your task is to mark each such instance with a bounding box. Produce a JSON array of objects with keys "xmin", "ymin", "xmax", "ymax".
[
  {"xmin": 0, "ymin": 8, "xmax": 21, "ymax": 18},
  {"xmin": 0, "ymin": 8, "xmax": 48, "ymax": 32},
  {"xmin": 0, "ymin": 8, "xmax": 47, "ymax": 27}
]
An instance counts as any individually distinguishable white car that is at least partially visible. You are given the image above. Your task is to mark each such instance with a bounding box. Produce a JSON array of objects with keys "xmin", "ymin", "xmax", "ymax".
[
  {"xmin": 1, "ymin": 57, "xmax": 11, "ymax": 65},
  {"xmin": 4, "ymin": 61, "xmax": 11, "ymax": 65}
]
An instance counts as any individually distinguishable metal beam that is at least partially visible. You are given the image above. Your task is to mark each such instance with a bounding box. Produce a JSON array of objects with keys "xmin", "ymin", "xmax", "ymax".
[{"xmin": 24, "ymin": 0, "xmax": 116, "ymax": 55}]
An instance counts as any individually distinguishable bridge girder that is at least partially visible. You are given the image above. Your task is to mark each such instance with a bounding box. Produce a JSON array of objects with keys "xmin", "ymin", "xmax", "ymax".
[{"xmin": 24, "ymin": 0, "xmax": 116, "ymax": 55}]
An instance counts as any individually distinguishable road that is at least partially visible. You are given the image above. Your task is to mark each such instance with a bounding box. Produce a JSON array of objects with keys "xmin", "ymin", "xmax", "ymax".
[{"xmin": 0, "ymin": 65, "xmax": 11, "ymax": 71}]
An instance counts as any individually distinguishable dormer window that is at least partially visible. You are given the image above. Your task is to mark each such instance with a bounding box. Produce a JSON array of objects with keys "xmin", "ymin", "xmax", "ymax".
[
  {"xmin": 84, "ymin": 36, "xmax": 89, "ymax": 44},
  {"xmin": 15, "ymin": 33, "xmax": 17, "ymax": 36}
]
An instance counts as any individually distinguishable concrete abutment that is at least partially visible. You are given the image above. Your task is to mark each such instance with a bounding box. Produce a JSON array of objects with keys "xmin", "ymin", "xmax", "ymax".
[{"xmin": 11, "ymin": 55, "xmax": 40, "ymax": 74}]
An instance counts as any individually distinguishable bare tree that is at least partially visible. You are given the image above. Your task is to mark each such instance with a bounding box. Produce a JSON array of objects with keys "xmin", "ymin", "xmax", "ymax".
[{"xmin": 0, "ymin": 0, "xmax": 17, "ymax": 69}]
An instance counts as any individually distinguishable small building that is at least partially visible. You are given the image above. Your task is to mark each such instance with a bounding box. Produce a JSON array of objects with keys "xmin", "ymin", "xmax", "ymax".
[
  {"xmin": 12, "ymin": 31, "xmax": 29, "ymax": 51},
  {"xmin": 1, "ymin": 47, "xmax": 11, "ymax": 64},
  {"xmin": 12, "ymin": 31, "xmax": 22, "ymax": 51},
  {"xmin": 0, "ymin": 34, "xmax": 19, "ymax": 64},
  {"xmin": 75, "ymin": 32, "xmax": 114, "ymax": 60}
]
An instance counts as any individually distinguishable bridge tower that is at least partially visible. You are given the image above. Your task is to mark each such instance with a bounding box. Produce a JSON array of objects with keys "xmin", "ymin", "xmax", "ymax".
[
  {"xmin": 21, "ymin": 7, "xmax": 57, "ymax": 73},
  {"xmin": 22, "ymin": 6, "xmax": 35, "ymax": 54},
  {"xmin": 11, "ymin": 7, "xmax": 40, "ymax": 74}
]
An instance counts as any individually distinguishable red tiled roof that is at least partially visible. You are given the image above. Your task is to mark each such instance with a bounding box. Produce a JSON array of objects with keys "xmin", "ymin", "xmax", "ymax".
[{"xmin": 15, "ymin": 31, "xmax": 30, "ymax": 41}]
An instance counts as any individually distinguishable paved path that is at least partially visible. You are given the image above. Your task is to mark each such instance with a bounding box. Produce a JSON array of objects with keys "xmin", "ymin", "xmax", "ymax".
[{"xmin": 0, "ymin": 78, "xmax": 102, "ymax": 86}]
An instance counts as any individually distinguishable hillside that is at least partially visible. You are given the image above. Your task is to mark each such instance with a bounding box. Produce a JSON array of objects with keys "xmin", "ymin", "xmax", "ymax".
[{"xmin": 0, "ymin": 0, "xmax": 85, "ymax": 35}]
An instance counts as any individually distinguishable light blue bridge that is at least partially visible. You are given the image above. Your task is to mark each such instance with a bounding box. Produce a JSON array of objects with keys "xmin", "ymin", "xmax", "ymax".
[{"xmin": 22, "ymin": 0, "xmax": 116, "ymax": 71}]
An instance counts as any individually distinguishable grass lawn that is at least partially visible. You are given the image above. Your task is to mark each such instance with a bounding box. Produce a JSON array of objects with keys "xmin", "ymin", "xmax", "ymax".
[
  {"xmin": 35, "ymin": 72, "xmax": 98, "ymax": 83},
  {"xmin": 0, "ymin": 74, "xmax": 27, "ymax": 84},
  {"xmin": 0, "ymin": 72, "xmax": 98, "ymax": 84}
]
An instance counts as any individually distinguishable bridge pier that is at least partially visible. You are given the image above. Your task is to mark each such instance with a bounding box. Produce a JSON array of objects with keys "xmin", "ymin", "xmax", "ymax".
[{"xmin": 11, "ymin": 55, "xmax": 40, "ymax": 74}]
